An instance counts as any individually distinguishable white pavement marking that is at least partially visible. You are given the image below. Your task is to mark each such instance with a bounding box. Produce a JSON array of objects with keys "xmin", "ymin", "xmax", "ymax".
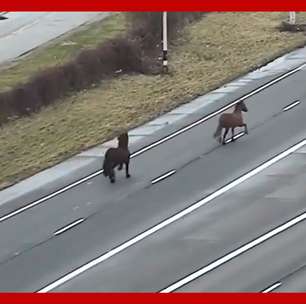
[
  {"xmin": 0, "ymin": 170, "xmax": 102, "ymax": 223},
  {"xmin": 37, "ymin": 139, "xmax": 306, "ymax": 292},
  {"xmin": 160, "ymin": 214, "xmax": 305, "ymax": 292},
  {"xmin": 1, "ymin": 63, "xmax": 305, "ymax": 224},
  {"xmin": 262, "ymin": 282, "xmax": 282, "ymax": 293},
  {"xmin": 282, "ymin": 100, "xmax": 301, "ymax": 112},
  {"xmin": 151, "ymin": 170, "xmax": 177, "ymax": 185},
  {"xmin": 53, "ymin": 218, "xmax": 85, "ymax": 236},
  {"xmin": 224, "ymin": 131, "xmax": 245, "ymax": 144}
]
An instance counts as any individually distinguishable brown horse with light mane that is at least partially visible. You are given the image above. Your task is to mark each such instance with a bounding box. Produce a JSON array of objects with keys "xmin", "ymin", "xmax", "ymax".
[
  {"xmin": 103, "ymin": 132, "xmax": 131, "ymax": 183},
  {"xmin": 213, "ymin": 101, "xmax": 248, "ymax": 145}
]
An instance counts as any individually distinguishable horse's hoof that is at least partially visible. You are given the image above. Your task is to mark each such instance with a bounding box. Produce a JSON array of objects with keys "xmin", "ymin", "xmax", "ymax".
[
  {"xmin": 110, "ymin": 179, "xmax": 115, "ymax": 183},
  {"xmin": 126, "ymin": 174, "xmax": 131, "ymax": 178},
  {"xmin": 222, "ymin": 141, "xmax": 226, "ymax": 145}
]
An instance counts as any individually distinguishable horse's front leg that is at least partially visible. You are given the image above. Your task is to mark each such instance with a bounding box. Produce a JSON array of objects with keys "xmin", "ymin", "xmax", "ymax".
[
  {"xmin": 231, "ymin": 127, "xmax": 235, "ymax": 142},
  {"xmin": 125, "ymin": 160, "xmax": 131, "ymax": 178},
  {"xmin": 222, "ymin": 128, "xmax": 229, "ymax": 145},
  {"xmin": 243, "ymin": 123, "xmax": 248, "ymax": 135}
]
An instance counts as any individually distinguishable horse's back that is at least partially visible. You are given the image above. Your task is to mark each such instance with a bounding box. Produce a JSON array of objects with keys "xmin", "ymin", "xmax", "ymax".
[
  {"xmin": 104, "ymin": 147, "xmax": 116, "ymax": 159},
  {"xmin": 105, "ymin": 147, "xmax": 129, "ymax": 162},
  {"xmin": 220, "ymin": 113, "xmax": 243, "ymax": 127}
]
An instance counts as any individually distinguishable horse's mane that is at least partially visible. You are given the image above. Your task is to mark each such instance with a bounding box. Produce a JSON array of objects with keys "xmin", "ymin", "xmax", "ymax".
[{"xmin": 118, "ymin": 132, "xmax": 129, "ymax": 149}]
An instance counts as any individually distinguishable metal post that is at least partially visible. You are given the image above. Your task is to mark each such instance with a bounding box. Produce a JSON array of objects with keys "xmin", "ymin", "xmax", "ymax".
[
  {"xmin": 289, "ymin": 12, "xmax": 296, "ymax": 25},
  {"xmin": 162, "ymin": 11, "xmax": 168, "ymax": 73}
]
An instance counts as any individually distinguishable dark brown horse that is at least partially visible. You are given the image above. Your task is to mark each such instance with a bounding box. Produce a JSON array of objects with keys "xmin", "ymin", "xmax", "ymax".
[
  {"xmin": 103, "ymin": 132, "xmax": 131, "ymax": 183},
  {"xmin": 213, "ymin": 101, "xmax": 248, "ymax": 145}
]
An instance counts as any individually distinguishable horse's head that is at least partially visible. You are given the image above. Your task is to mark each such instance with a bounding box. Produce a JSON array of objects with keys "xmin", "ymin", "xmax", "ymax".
[
  {"xmin": 118, "ymin": 132, "xmax": 129, "ymax": 149},
  {"xmin": 236, "ymin": 101, "xmax": 248, "ymax": 112}
]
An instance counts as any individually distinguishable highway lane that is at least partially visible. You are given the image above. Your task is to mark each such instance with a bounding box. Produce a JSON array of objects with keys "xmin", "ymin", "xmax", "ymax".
[
  {"xmin": 176, "ymin": 220, "xmax": 306, "ymax": 292},
  {"xmin": 0, "ymin": 12, "xmax": 107, "ymax": 65},
  {"xmin": 47, "ymin": 138, "xmax": 306, "ymax": 292},
  {"xmin": 0, "ymin": 67, "xmax": 305, "ymax": 270},
  {"xmin": 0, "ymin": 85, "xmax": 306, "ymax": 290}
]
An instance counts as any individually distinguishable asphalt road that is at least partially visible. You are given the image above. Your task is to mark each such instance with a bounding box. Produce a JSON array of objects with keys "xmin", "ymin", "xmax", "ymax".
[
  {"xmin": 175, "ymin": 215, "xmax": 306, "ymax": 292},
  {"xmin": 0, "ymin": 12, "xmax": 107, "ymax": 64},
  {"xmin": 0, "ymin": 65, "xmax": 306, "ymax": 291}
]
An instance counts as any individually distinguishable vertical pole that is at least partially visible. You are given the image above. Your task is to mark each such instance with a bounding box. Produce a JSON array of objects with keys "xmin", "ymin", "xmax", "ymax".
[
  {"xmin": 162, "ymin": 11, "xmax": 168, "ymax": 73},
  {"xmin": 289, "ymin": 12, "xmax": 296, "ymax": 25}
]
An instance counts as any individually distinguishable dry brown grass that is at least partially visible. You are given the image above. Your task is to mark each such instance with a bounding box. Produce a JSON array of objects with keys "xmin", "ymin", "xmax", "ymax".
[{"xmin": 1, "ymin": 12, "xmax": 306, "ymax": 189}]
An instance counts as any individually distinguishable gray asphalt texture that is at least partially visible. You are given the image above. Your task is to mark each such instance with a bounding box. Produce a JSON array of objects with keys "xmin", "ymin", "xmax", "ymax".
[
  {"xmin": 275, "ymin": 265, "xmax": 306, "ymax": 292},
  {"xmin": 0, "ymin": 65, "xmax": 306, "ymax": 291}
]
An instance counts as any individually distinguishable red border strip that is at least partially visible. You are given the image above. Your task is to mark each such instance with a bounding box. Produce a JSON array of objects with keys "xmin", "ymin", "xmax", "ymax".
[
  {"xmin": 1, "ymin": 0, "xmax": 306, "ymax": 11},
  {"xmin": 0, "ymin": 4, "xmax": 305, "ymax": 304},
  {"xmin": 0, "ymin": 293, "xmax": 306, "ymax": 304}
]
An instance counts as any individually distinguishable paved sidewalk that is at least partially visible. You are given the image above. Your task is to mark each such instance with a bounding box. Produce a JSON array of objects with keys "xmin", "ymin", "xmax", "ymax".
[{"xmin": 0, "ymin": 12, "xmax": 108, "ymax": 64}]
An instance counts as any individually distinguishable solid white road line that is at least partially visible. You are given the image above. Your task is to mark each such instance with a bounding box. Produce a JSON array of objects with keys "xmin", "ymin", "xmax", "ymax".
[
  {"xmin": 1, "ymin": 63, "xmax": 305, "ymax": 224},
  {"xmin": 0, "ymin": 171, "xmax": 102, "ymax": 223},
  {"xmin": 37, "ymin": 138, "xmax": 306, "ymax": 292}
]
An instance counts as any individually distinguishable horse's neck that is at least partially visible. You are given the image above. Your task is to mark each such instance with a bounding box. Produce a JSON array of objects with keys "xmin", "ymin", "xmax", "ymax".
[
  {"xmin": 118, "ymin": 142, "xmax": 128, "ymax": 150},
  {"xmin": 233, "ymin": 108, "xmax": 242, "ymax": 115}
]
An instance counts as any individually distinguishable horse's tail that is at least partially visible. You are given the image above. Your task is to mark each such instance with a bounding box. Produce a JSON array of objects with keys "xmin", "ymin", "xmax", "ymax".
[
  {"xmin": 103, "ymin": 150, "xmax": 111, "ymax": 177},
  {"xmin": 213, "ymin": 121, "xmax": 222, "ymax": 141},
  {"xmin": 102, "ymin": 159, "xmax": 108, "ymax": 176}
]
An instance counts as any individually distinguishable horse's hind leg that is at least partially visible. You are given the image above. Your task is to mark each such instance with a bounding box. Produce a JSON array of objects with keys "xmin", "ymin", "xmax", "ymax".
[
  {"xmin": 125, "ymin": 160, "xmax": 131, "ymax": 178},
  {"xmin": 118, "ymin": 163, "xmax": 123, "ymax": 170},
  {"xmin": 231, "ymin": 127, "xmax": 235, "ymax": 142},
  {"xmin": 222, "ymin": 128, "xmax": 229, "ymax": 145},
  {"xmin": 109, "ymin": 168, "xmax": 116, "ymax": 183},
  {"xmin": 243, "ymin": 123, "xmax": 249, "ymax": 135}
]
